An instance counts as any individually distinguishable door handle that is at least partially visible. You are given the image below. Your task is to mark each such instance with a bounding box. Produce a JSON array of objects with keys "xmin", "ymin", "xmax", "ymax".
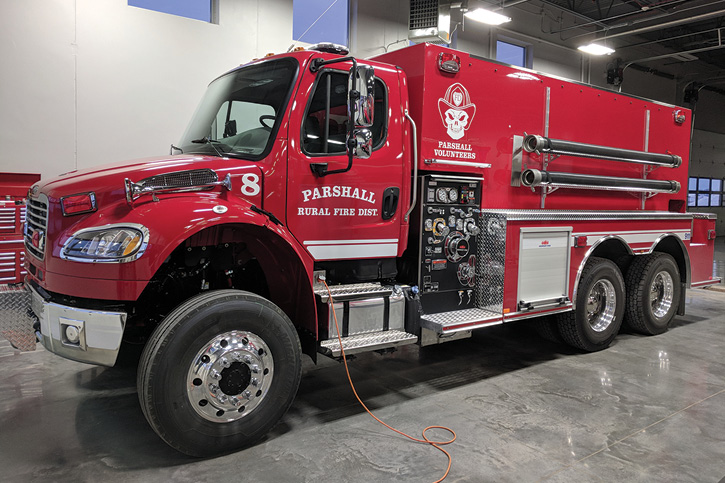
[{"xmin": 382, "ymin": 187, "xmax": 400, "ymax": 220}]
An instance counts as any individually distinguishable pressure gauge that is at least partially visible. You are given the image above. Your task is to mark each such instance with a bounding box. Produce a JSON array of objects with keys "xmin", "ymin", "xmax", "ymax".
[
  {"xmin": 436, "ymin": 188, "xmax": 448, "ymax": 203},
  {"xmin": 448, "ymin": 188, "xmax": 458, "ymax": 203}
]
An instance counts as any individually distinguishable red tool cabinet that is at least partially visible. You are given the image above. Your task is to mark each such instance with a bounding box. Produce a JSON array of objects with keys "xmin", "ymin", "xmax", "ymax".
[{"xmin": 0, "ymin": 173, "xmax": 41, "ymax": 284}]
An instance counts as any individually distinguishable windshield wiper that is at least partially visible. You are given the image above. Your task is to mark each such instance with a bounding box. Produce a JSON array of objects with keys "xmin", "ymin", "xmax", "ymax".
[{"xmin": 191, "ymin": 136, "xmax": 226, "ymax": 157}]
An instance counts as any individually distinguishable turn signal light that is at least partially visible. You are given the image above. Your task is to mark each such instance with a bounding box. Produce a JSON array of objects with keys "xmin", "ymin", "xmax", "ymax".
[
  {"xmin": 61, "ymin": 192, "xmax": 97, "ymax": 216},
  {"xmin": 438, "ymin": 52, "xmax": 461, "ymax": 74}
]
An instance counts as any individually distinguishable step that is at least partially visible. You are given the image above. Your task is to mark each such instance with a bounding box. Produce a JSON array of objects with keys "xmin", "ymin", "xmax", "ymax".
[
  {"xmin": 314, "ymin": 282, "xmax": 393, "ymax": 302},
  {"xmin": 319, "ymin": 330, "xmax": 418, "ymax": 357},
  {"xmin": 420, "ymin": 308, "xmax": 503, "ymax": 334}
]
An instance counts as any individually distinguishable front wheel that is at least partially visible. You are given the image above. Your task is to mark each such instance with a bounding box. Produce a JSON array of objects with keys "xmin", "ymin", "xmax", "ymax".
[
  {"xmin": 137, "ymin": 290, "xmax": 302, "ymax": 457},
  {"xmin": 557, "ymin": 257, "xmax": 625, "ymax": 352}
]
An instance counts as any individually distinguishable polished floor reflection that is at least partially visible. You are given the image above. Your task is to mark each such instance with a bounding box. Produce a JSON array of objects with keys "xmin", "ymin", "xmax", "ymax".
[{"xmin": 1, "ymin": 242, "xmax": 724, "ymax": 482}]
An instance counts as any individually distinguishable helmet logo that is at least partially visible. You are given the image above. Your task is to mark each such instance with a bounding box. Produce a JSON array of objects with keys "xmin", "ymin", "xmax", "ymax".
[{"xmin": 438, "ymin": 83, "xmax": 476, "ymax": 140}]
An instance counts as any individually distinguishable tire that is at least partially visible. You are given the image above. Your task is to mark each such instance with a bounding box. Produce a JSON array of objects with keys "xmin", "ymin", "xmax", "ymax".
[
  {"xmin": 534, "ymin": 315, "xmax": 564, "ymax": 344},
  {"xmin": 557, "ymin": 257, "xmax": 625, "ymax": 352},
  {"xmin": 137, "ymin": 290, "xmax": 302, "ymax": 457},
  {"xmin": 623, "ymin": 252, "xmax": 681, "ymax": 335}
]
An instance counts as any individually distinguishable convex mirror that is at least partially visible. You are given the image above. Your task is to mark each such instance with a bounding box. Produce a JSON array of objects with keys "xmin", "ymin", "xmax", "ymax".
[{"xmin": 348, "ymin": 65, "xmax": 375, "ymax": 127}]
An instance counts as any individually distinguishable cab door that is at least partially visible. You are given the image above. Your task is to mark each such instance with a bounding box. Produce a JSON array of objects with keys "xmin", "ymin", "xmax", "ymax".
[{"xmin": 286, "ymin": 66, "xmax": 407, "ymax": 261}]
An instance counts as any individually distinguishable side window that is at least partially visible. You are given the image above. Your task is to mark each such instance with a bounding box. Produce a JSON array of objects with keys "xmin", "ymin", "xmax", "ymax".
[{"xmin": 303, "ymin": 72, "xmax": 387, "ymax": 155}]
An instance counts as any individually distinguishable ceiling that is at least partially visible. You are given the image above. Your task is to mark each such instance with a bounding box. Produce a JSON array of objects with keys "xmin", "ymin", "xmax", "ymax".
[{"xmin": 486, "ymin": 0, "xmax": 725, "ymax": 95}]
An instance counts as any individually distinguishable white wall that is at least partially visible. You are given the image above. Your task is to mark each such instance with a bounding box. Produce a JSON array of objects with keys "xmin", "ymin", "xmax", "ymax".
[{"xmin": 0, "ymin": 0, "xmax": 293, "ymax": 180}]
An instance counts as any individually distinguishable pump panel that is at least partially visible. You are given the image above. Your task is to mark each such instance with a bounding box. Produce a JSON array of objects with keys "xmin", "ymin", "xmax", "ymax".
[{"xmin": 419, "ymin": 175, "xmax": 482, "ymax": 313}]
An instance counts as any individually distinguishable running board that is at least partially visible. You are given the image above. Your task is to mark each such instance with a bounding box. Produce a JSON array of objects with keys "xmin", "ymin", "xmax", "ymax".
[
  {"xmin": 420, "ymin": 308, "xmax": 502, "ymax": 334},
  {"xmin": 319, "ymin": 330, "xmax": 418, "ymax": 357},
  {"xmin": 314, "ymin": 282, "xmax": 392, "ymax": 302}
]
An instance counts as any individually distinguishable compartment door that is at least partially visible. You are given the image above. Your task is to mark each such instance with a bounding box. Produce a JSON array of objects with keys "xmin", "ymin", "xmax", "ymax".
[{"xmin": 517, "ymin": 227, "xmax": 572, "ymax": 310}]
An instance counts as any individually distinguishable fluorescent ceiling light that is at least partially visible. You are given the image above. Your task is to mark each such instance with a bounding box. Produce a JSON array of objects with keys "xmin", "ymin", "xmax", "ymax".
[
  {"xmin": 578, "ymin": 43, "xmax": 615, "ymax": 55},
  {"xmin": 464, "ymin": 8, "xmax": 511, "ymax": 26}
]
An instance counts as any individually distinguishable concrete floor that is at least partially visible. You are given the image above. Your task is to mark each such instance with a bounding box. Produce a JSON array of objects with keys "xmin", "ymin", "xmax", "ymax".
[{"xmin": 1, "ymin": 244, "xmax": 724, "ymax": 482}]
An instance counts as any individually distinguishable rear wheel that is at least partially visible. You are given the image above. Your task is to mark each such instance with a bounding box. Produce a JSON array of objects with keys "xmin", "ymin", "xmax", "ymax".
[
  {"xmin": 138, "ymin": 290, "xmax": 302, "ymax": 457},
  {"xmin": 624, "ymin": 252, "xmax": 681, "ymax": 335},
  {"xmin": 557, "ymin": 257, "xmax": 625, "ymax": 352}
]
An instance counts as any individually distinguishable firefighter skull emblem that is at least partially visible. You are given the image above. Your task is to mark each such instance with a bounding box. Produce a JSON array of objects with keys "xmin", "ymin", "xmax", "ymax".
[{"xmin": 438, "ymin": 83, "xmax": 476, "ymax": 140}]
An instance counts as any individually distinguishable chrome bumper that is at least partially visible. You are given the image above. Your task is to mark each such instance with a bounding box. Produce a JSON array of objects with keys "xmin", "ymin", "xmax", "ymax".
[{"xmin": 29, "ymin": 284, "xmax": 127, "ymax": 367}]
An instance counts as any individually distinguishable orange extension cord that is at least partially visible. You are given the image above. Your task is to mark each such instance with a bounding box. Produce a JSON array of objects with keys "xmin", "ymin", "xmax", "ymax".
[{"xmin": 322, "ymin": 278, "xmax": 457, "ymax": 483}]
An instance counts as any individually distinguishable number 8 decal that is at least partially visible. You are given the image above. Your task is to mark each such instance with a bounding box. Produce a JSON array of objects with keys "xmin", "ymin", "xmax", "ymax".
[{"xmin": 241, "ymin": 173, "xmax": 261, "ymax": 196}]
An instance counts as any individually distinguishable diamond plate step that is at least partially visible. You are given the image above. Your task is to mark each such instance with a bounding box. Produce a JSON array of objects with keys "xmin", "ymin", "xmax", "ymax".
[
  {"xmin": 314, "ymin": 282, "xmax": 392, "ymax": 302},
  {"xmin": 319, "ymin": 330, "xmax": 418, "ymax": 357},
  {"xmin": 420, "ymin": 308, "xmax": 502, "ymax": 334}
]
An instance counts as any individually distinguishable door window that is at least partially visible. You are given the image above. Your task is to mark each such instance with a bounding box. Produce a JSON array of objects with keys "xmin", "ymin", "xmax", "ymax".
[{"xmin": 302, "ymin": 72, "xmax": 387, "ymax": 155}]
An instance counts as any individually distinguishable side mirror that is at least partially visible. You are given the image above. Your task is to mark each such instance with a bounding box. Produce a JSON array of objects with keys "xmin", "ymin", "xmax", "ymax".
[
  {"xmin": 349, "ymin": 128, "xmax": 372, "ymax": 159},
  {"xmin": 349, "ymin": 65, "xmax": 375, "ymax": 127}
]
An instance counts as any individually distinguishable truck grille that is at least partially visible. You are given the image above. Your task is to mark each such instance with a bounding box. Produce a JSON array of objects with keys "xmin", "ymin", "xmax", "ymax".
[{"xmin": 24, "ymin": 195, "xmax": 48, "ymax": 260}]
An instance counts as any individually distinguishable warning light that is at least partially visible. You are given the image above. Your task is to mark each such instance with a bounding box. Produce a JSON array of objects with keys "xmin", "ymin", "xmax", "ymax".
[{"xmin": 438, "ymin": 52, "xmax": 461, "ymax": 74}]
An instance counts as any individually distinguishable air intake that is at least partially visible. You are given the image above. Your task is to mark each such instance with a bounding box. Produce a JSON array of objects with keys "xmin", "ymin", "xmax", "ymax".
[
  {"xmin": 409, "ymin": 0, "xmax": 451, "ymax": 44},
  {"xmin": 138, "ymin": 169, "xmax": 218, "ymax": 190},
  {"xmin": 125, "ymin": 169, "xmax": 232, "ymax": 203}
]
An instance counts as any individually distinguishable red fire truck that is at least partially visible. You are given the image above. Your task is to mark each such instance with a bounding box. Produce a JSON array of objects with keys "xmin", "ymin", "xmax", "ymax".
[{"xmin": 24, "ymin": 42, "xmax": 718, "ymax": 456}]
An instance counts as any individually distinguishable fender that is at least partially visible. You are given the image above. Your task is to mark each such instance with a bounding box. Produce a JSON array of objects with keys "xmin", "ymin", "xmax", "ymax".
[
  {"xmin": 42, "ymin": 193, "xmax": 317, "ymax": 321},
  {"xmin": 572, "ymin": 235, "xmax": 632, "ymax": 310},
  {"xmin": 572, "ymin": 232, "xmax": 691, "ymax": 309}
]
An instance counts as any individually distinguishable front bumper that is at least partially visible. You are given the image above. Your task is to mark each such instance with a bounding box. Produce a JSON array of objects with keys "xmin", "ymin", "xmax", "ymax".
[{"xmin": 29, "ymin": 284, "xmax": 127, "ymax": 367}]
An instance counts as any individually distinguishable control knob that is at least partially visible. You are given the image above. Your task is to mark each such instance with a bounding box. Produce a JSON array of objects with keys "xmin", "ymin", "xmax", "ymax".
[
  {"xmin": 434, "ymin": 221, "xmax": 450, "ymax": 237},
  {"xmin": 465, "ymin": 220, "xmax": 480, "ymax": 236}
]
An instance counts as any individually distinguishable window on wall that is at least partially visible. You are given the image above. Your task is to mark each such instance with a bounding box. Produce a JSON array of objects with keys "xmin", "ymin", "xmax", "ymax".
[
  {"xmin": 129, "ymin": 0, "xmax": 214, "ymax": 23},
  {"xmin": 293, "ymin": 0, "xmax": 349, "ymax": 47},
  {"xmin": 496, "ymin": 40, "xmax": 528, "ymax": 68},
  {"xmin": 688, "ymin": 176, "xmax": 724, "ymax": 207}
]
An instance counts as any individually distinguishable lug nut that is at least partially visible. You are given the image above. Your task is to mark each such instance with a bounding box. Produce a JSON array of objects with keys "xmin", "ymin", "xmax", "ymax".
[
  {"xmin": 218, "ymin": 394, "xmax": 228, "ymax": 403},
  {"xmin": 251, "ymin": 364, "xmax": 260, "ymax": 374},
  {"xmin": 209, "ymin": 383, "xmax": 219, "ymax": 394},
  {"xmin": 210, "ymin": 369, "xmax": 221, "ymax": 380},
  {"xmin": 243, "ymin": 355, "xmax": 252, "ymax": 364},
  {"xmin": 231, "ymin": 396, "xmax": 241, "ymax": 406},
  {"xmin": 232, "ymin": 352, "xmax": 243, "ymax": 361},
  {"xmin": 220, "ymin": 357, "xmax": 231, "ymax": 368},
  {"xmin": 243, "ymin": 390, "xmax": 252, "ymax": 399},
  {"xmin": 251, "ymin": 378, "xmax": 259, "ymax": 387}
]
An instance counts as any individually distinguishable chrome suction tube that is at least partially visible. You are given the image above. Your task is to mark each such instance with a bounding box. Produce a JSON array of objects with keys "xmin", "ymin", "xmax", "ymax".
[
  {"xmin": 523, "ymin": 134, "xmax": 682, "ymax": 168},
  {"xmin": 521, "ymin": 169, "xmax": 681, "ymax": 194}
]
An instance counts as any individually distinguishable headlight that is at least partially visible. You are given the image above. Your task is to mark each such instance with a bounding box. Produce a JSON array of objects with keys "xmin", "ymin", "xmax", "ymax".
[{"xmin": 61, "ymin": 224, "xmax": 149, "ymax": 263}]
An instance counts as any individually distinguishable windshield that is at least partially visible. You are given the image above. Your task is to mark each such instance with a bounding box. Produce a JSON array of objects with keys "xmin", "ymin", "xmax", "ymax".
[{"xmin": 178, "ymin": 58, "xmax": 298, "ymax": 159}]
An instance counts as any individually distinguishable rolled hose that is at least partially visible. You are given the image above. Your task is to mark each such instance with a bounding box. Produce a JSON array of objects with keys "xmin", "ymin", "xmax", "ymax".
[
  {"xmin": 523, "ymin": 134, "xmax": 682, "ymax": 168},
  {"xmin": 521, "ymin": 169, "xmax": 681, "ymax": 193}
]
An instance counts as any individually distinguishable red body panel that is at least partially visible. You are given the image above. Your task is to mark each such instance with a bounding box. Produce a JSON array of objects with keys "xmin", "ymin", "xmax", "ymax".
[
  {"xmin": 689, "ymin": 217, "xmax": 718, "ymax": 285},
  {"xmin": 375, "ymin": 44, "xmax": 690, "ymax": 212}
]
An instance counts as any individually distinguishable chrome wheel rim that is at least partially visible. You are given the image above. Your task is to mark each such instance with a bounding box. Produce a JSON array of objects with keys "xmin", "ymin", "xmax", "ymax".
[
  {"xmin": 650, "ymin": 270, "xmax": 674, "ymax": 319},
  {"xmin": 586, "ymin": 279, "xmax": 616, "ymax": 332},
  {"xmin": 187, "ymin": 330, "xmax": 273, "ymax": 423}
]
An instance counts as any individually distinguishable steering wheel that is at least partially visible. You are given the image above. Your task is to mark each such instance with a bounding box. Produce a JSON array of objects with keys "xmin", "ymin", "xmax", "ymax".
[{"xmin": 260, "ymin": 115, "xmax": 275, "ymax": 130}]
